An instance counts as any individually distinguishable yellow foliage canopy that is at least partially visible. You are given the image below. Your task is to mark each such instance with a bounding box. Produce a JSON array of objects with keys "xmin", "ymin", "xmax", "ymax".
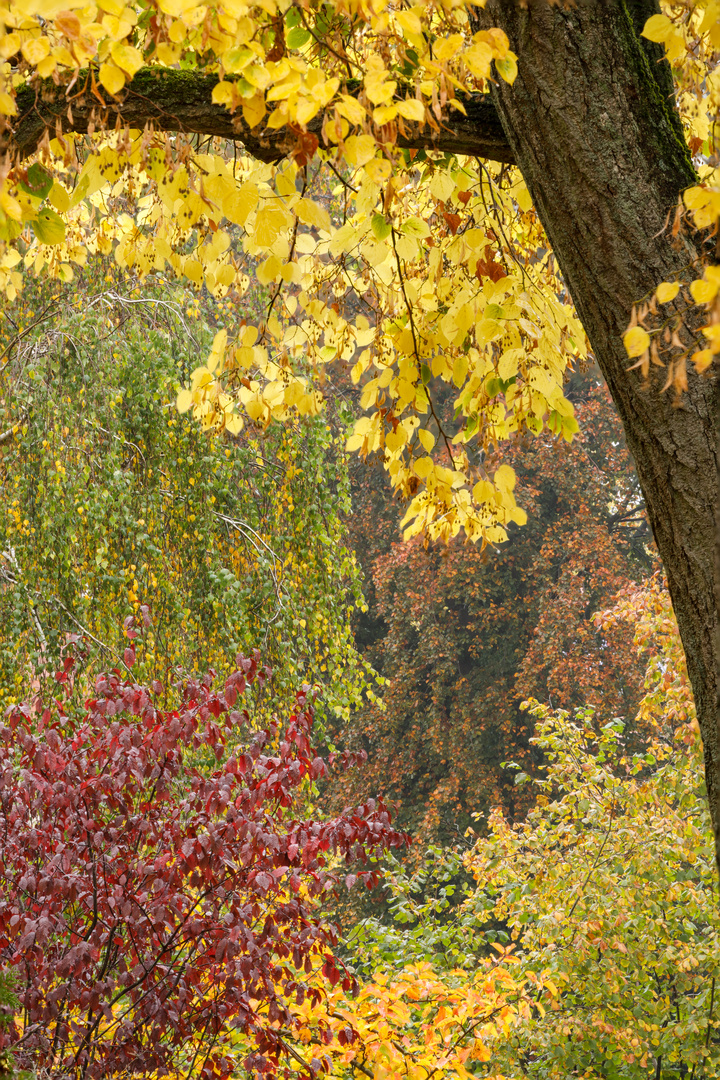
[
  {"xmin": 2, "ymin": 1, "xmax": 717, "ymax": 543},
  {"xmin": 0, "ymin": 0, "xmax": 587, "ymax": 546}
]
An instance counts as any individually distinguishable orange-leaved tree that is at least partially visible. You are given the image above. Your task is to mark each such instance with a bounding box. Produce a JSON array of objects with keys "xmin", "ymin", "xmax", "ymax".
[{"xmin": 325, "ymin": 377, "xmax": 651, "ymax": 848}]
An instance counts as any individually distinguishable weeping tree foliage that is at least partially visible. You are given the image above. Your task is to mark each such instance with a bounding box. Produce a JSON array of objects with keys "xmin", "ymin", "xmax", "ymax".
[{"xmin": 0, "ymin": 276, "xmax": 375, "ymax": 722}]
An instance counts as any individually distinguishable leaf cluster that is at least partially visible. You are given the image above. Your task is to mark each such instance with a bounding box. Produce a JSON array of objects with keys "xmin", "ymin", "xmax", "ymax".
[{"xmin": 0, "ymin": 649, "xmax": 408, "ymax": 1080}]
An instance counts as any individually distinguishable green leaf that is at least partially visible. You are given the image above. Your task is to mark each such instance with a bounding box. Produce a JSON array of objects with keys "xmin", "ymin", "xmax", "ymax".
[
  {"xmin": 286, "ymin": 26, "xmax": 311, "ymax": 49},
  {"xmin": 19, "ymin": 163, "xmax": 53, "ymax": 201},
  {"xmin": 371, "ymin": 213, "xmax": 392, "ymax": 241},
  {"xmin": 31, "ymin": 207, "xmax": 66, "ymax": 245}
]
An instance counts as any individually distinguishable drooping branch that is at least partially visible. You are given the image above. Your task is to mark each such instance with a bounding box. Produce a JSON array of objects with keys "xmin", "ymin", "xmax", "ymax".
[{"xmin": 6, "ymin": 67, "xmax": 515, "ymax": 165}]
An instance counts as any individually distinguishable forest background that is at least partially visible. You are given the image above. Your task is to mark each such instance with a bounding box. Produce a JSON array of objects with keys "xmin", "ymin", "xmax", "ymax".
[{"xmin": 0, "ymin": 2, "xmax": 719, "ymax": 1079}]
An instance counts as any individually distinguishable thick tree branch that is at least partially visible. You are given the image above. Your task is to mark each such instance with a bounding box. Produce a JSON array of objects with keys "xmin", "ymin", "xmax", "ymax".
[{"xmin": 5, "ymin": 67, "xmax": 515, "ymax": 165}]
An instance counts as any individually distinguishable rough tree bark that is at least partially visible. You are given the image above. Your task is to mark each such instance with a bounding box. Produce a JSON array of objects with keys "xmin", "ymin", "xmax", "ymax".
[
  {"xmin": 7, "ymin": 1, "xmax": 720, "ymax": 869},
  {"xmin": 476, "ymin": 0, "xmax": 720, "ymax": 870}
]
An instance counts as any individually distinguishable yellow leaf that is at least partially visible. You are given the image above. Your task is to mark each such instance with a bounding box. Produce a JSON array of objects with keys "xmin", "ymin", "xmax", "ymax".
[
  {"xmin": 296, "ymin": 198, "xmax": 331, "ymax": 232},
  {"xmin": 642, "ymin": 13, "xmax": 673, "ymax": 42},
  {"xmin": 0, "ymin": 190, "xmax": 22, "ymax": 222},
  {"xmin": 21, "ymin": 37, "xmax": 50, "ymax": 65},
  {"xmin": 284, "ymin": 380, "xmax": 306, "ymax": 408},
  {"xmin": 225, "ymin": 411, "xmax": 244, "ymax": 435},
  {"xmin": 396, "ymin": 98, "xmax": 425, "ymax": 123},
  {"xmin": 224, "ymin": 182, "xmax": 259, "ymax": 226},
  {"xmin": 434, "ymin": 34, "xmax": 464, "ymax": 61},
  {"xmin": 184, "ymin": 258, "xmax": 202, "ymax": 284},
  {"xmin": 254, "ymin": 202, "xmax": 292, "ymax": 247},
  {"xmin": 386, "ymin": 428, "xmax": 406, "ymax": 453},
  {"xmin": 37, "ymin": 54, "xmax": 57, "ymax": 78},
  {"xmin": 515, "ymin": 182, "xmax": 533, "ymax": 213},
  {"xmin": 494, "ymin": 463, "xmax": 516, "ymax": 493},
  {"xmin": 48, "ymin": 182, "xmax": 70, "ymax": 213},
  {"xmin": 110, "ymin": 42, "xmax": 144, "ymax": 78},
  {"xmin": 0, "ymin": 92, "xmax": 17, "ymax": 116},
  {"xmin": 528, "ymin": 365, "xmax": 555, "ymax": 397},
  {"xmin": 495, "ymin": 53, "xmax": 518, "ymax": 83},
  {"xmin": 395, "ymin": 8, "xmax": 423, "ymax": 35},
  {"xmin": 429, "ymin": 171, "xmax": 455, "ymax": 202},
  {"xmin": 473, "ymin": 479, "xmax": 494, "ymax": 503},
  {"xmin": 692, "ymin": 349, "xmax": 714, "ymax": 373},
  {"xmin": 256, "ymin": 254, "xmax": 282, "ymax": 284},
  {"xmin": 177, "ymin": 388, "xmax": 193, "ymax": 413},
  {"xmin": 684, "ymin": 185, "xmax": 711, "ymax": 211},
  {"xmin": 0, "ymin": 33, "xmax": 20, "ymax": 61},
  {"xmin": 453, "ymin": 354, "xmax": 468, "ymax": 388},
  {"xmin": 364, "ymin": 158, "xmax": 392, "ymax": 184},
  {"xmin": 344, "ymin": 134, "xmax": 377, "ymax": 167},
  {"xmin": 242, "ymin": 94, "xmax": 266, "ymax": 129},
  {"xmin": 403, "ymin": 216, "xmax": 430, "ymax": 239},
  {"xmin": 156, "ymin": 42, "xmax": 180, "ymax": 64},
  {"xmin": 98, "ymin": 0, "xmax": 125, "ymax": 14},
  {"xmin": 418, "ymin": 428, "xmax": 435, "ymax": 452},
  {"xmin": 373, "ymin": 103, "xmax": 398, "ymax": 125},
  {"xmin": 211, "ymin": 327, "xmax": 228, "ymax": 357},
  {"xmin": 656, "ymin": 281, "xmax": 680, "ymax": 303},
  {"xmin": 473, "ymin": 1040, "xmax": 492, "ymax": 1063},
  {"xmin": 690, "ymin": 277, "xmax": 718, "ymax": 304},
  {"xmin": 463, "ymin": 41, "xmax": 493, "ymax": 79},
  {"xmin": 246, "ymin": 396, "xmax": 267, "ymax": 423},
  {"xmin": 99, "ymin": 62, "xmax": 126, "ymax": 95},
  {"xmin": 295, "ymin": 97, "xmax": 321, "ymax": 125},
  {"xmin": 623, "ymin": 325, "xmax": 650, "ymax": 358},
  {"xmin": 212, "ymin": 81, "xmax": 236, "ymax": 107},
  {"xmin": 351, "ymin": 359, "xmax": 366, "ymax": 384},
  {"xmin": 336, "ymin": 95, "xmax": 366, "ymax": 126}
]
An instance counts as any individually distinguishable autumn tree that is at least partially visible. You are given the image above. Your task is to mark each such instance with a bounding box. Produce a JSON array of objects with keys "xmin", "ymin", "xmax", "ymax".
[
  {"xmin": 0, "ymin": 1, "xmax": 718, "ymax": 866},
  {"xmin": 284, "ymin": 580, "xmax": 718, "ymax": 1080},
  {"xmin": 465, "ymin": 581, "xmax": 717, "ymax": 1077},
  {"xmin": 329, "ymin": 378, "xmax": 651, "ymax": 847},
  {"xmin": 0, "ymin": 274, "xmax": 373, "ymax": 722}
]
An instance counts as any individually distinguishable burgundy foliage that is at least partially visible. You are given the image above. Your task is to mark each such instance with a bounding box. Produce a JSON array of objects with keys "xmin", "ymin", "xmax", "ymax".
[{"xmin": 0, "ymin": 648, "xmax": 407, "ymax": 1080}]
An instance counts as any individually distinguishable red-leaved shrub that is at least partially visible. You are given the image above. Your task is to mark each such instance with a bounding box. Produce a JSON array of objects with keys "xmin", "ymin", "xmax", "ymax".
[{"xmin": 0, "ymin": 650, "xmax": 407, "ymax": 1079}]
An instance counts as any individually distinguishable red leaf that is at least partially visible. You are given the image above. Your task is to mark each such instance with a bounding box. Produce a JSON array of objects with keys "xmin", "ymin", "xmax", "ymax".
[{"xmin": 0, "ymin": 634, "xmax": 408, "ymax": 1079}]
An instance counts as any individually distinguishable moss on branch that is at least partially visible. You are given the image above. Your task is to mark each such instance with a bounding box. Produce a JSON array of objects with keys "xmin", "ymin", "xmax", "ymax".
[{"xmin": 6, "ymin": 66, "xmax": 515, "ymax": 165}]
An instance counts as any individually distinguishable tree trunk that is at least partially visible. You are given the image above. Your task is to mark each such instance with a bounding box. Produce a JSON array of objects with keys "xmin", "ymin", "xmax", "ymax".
[{"xmin": 479, "ymin": 0, "xmax": 720, "ymax": 869}]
